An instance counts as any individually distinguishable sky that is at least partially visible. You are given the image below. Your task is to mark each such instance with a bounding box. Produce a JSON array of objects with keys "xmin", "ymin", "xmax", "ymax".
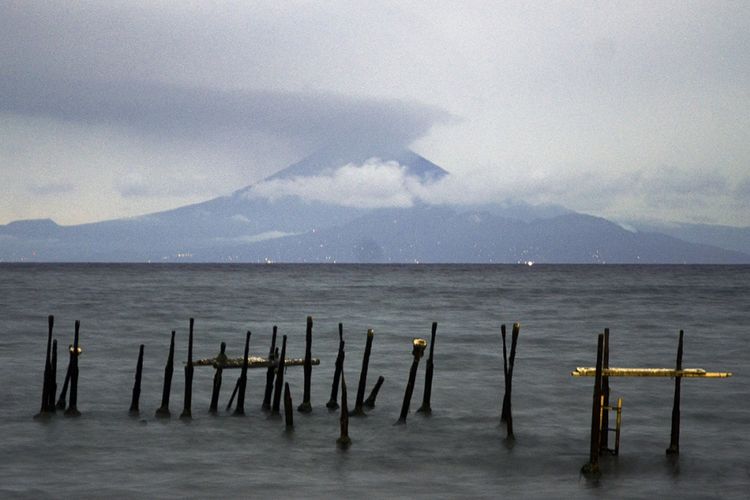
[{"xmin": 1, "ymin": 0, "xmax": 749, "ymax": 226}]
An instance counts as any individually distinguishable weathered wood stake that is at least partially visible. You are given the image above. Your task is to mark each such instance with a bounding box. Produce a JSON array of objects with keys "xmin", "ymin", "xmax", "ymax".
[
  {"xmin": 501, "ymin": 323, "xmax": 520, "ymax": 439},
  {"xmin": 36, "ymin": 315, "xmax": 54, "ymax": 417},
  {"xmin": 417, "ymin": 321, "xmax": 437, "ymax": 414},
  {"xmin": 298, "ymin": 316, "xmax": 313, "ymax": 413},
  {"xmin": 581, "ymin": 333, "xmax": 604, "ymax": 475},
  {"xmin": 271, "ymin": 335, "xmax": 288, "ymax": 415},
  {"xmin": 155, "ymin": 331, "xmax": 176, "ymax": 418},
  {"xmin": 180, "ymin": 318, "xmax": 195, "ymax": 419},
  {"xmin": 326, "ymin": 323, "xmax": 345, "ymax": 410},
  {"xmin": 129, "ymin": 344, "xmax": 144, "ymax": 415},
  {"xmin": 396, "ymin": 338, "xmax": 427, "ymax": 424},
  {"xmin": 48, "ymin": 339, "xmax": 58, "ymax": 413},
  {"xmin": 284, "ymin": 382, "xmax": 294, "ymax": 429},
  {"xmin": 600, "ymin": 328, "xmax": 610, "ymax": 453},
  {"xmin": 337, "ymin": 356, "xmax": 351, "ymax": 449},
  {"xmin": 233, "ymin": 330, "xmax": 251, "ymax": 416},
  {"xmin": 666, "ymin": 330, "xmax": 684, "ymax": 456},
  {"xmin": 262, "ymin": 326, "xmax": 278, "ymax": 411},
  {"xmin": 209, "ymin": 342, "xmax": 226, "ymax": 414},
  {"xmin": 64, "ymin": 320, "xmax": 81, "ymax": 417},
  {"xmin": 56, "ymin": 345, "xmax": 73, "ymax": 410},
  {"xmin": 363, "ymin": 375, "xmax": 384, "ymax": 409},
  {"xmin": 353, "ymin": 329, "xmax": 374, "ymax": 416}
]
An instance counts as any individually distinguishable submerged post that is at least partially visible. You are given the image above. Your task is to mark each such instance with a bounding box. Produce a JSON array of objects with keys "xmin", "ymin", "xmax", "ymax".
[
  {"xmin": 353, "ymin": 329, "xmax": 374, "ymax": 416},
  {"xmin": 600, "ymin": 328, "xmax": 611, "ymax": 453},
  {"xmin": 417, "ymin": 321, "xmax": 438, "ymax": 414},
  {"xmin": 284, "ymin": 382, "xmax": 294, "ymax": 430},
  {"xmin": 262, "ymin": 326, "xmax": 278, "ymax": 411},
  {"xmin": 363, "ymin": 375, "xmax": 385, "ymax": 409},
  {"xmin": 36, "ymin": 315, "xmax": 54, "ymax": 417},
  {"xmin": 48, "ymin": 339, "xmax": 58, "ymax": 413},
  {"xmin": 666, "ymin": 330, "xmax": 684, "ymax": 456},
  {"xmin": 180, "ymin": 318, "xmax": 195, "ymax": 419},
  {"xmin": 326, "ymin": 323, "xmax": 345, "ymax": 410},
  {"xmin": 501, "ymin": 323, "xmax": 520, "ymax": 439},
  {"xmin": 155, "ymin": 331, "xmax": 176, "ymax": 418},
  {"xmin": 209, "ymin": 342, "xmax": 226, "ymax": 414},
  {"xmin": 582, "ymin": 333, "xmax": 604, "ymax": 475},
  {"xmin": 56, "ymin": 345, "xmax": 73, "ymax": 410},
  {"xmin": 396, "ymin": 338, "xmax": 427, "ymax": 424},
  {"xmin": 337, "ymin": 356, "xmax": 351, "ymax": 449},
  {"xmin": 298, "ymin": 316, "xmax": 313, "ymax": 413},
  {"xmin": 233, "ymin": 330, "xmax": 251, "ymax": 416},
  {"xmin": 271, "ymin": 335, "xmax": 288, "ymax": 415},
  {"xmin": 64, "ymin": 320, "xmax": 81, "ymax": 417},
  {"xmin": 129, "ymin": 344, "xmax": 145, "ymax": 416}
]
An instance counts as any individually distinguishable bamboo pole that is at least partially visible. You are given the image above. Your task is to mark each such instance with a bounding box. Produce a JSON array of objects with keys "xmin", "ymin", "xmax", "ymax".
[
  {"xmin": 48, "ymin": 339, "xmax": 57, "ymax": 413},
  {"xmin": 35, "ymin": 315, "xmax": 54, "ymax": 417},
  {"xmin": 233, "ymin": 330, "xmax": 251, "ymax": 416},
  {"xmin": 56, "ymin": 345, "xmax": 73, "ymax": 410},
  {"xmin": 581, "ymin": 333, "xmax": 604, "ymax": 475},
  {"xmin": 326, "ymin": 323, "xmax": 345, "ymax": 410},
  {"xmin": 352, "ymin": 329, "xmax": 374, "ymax": 416},
  {"xmin": 284, "ymin": 382, "xmax": 294, "ymax": 430},
  {"xmin": 129, "ymin": 344, "xmax": 144, "ymax": 416},
  {"xmin": 298, "ymin": 316, "xmax": 313, "ymax": 413},
  {"xmin": 666, "ymin": 330, "xmax": 684, "ymax": 456},
  {"xmin": 600, "ymin": 328, "xmax": 610, "ymax": 453},
  {"xmin": 64, "ymin": 320, "xmax": 81, "ymax": 417},
  {"xmin": 180, "ymin": 318, "xmax": 195, "ymax": 419},
  {"xmin": 363, "ymin": 376, "xmax": 384, "ymax": 409},
  {"xmin": 155, "ymin": 331, "xmax": 176, "ymax": 418},
  {"xmin": 209, "ymin": 342, "xmax": 226, "ymax": 414},
  {"xmin": 337, "ymin": 355, "xmax": 351, "ymax": 449},
  {"xmin": 396, "ymin": 338, "xmax": 427, "ymax": 424},
  {"xmin": 417, "ymin": 321, "xmax": 437, "ymax": 414},
  {"xmin": 271, "ymin": 335, "xmax": 288, "ymax": 415},
  {"xmin": 262, "ymin": 326, "xmax": 278, "ymax": 411}
]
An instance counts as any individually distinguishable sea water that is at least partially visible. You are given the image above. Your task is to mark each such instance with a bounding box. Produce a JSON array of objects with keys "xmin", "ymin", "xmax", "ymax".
[{"xmin": 0, "ymin": 264, "xmax": 748, "ymax": 499}]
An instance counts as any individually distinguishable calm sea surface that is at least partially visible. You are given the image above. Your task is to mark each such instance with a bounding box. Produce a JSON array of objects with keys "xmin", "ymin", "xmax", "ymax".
[{"xmin": 0, "ymin": 264, "xmax": 748, "ymax": 499}]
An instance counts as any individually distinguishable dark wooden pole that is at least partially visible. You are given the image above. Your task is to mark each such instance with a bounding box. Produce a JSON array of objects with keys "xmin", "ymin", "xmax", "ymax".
[
  {"xmin": 262, "ymin": 326, "xmax": 278, "ymax": 411},
  {"xmin": 271, "ymin": 335, "xmax": 288, "ymax": 415},
  {"xmin": 233, "ymin": 330, "xmax": 251, "ymax": 416},
  {"xmin": 396, "ymin": 339, "xmax": 427, "ymax": 424},
  {"xmin": 500, "ymin": 324, "xmax": 508, "ymax": 422},
  {"xmin": 48, "ymin": 339, "xmax": 58, "ymax": 413},
  {"xmin": 155, "ymin": 330, "xmax": 176, "ymax": 418},
  {"xmin": 36, "ymin": 315, "xmax": 54, "ymax": 417},
  {"xmin": 600, "ymin": 328, "xmax": 610, "ymax": 454},
  {"xmin": 417, "ymin": 321, "xmax": 437, "ymax": 414},
  {"xmin": 129, "ymin": 344, "xmax": 144, "ymax": 415},
  {"xmin": 56, "ymin": 345, "xmax": 73, "ymax": 410},
  {"xmin": 504, "ymin": 323, "xmax": 520, "ymax": 439},
  {"xmin": 326, "ymin": 323, "xmax": 345, "ymax": 410},
  {"xmin": 226, "ymin": 376, "xmax": 240, "ymax": 411},
  {"xmin": 353, "ymin": 329, "xmax": 374, "ymax": 416},
  {"xmin": 666, "ymin": 329, "xmax": 684, "ymax": 456},
  {"xmin": 180, "ymin": 318, "xmax": 195, "ymax": 419},
  {"xmin": 209, "ymin": 342, "xmax": 226, "ymax": 414},
  {"xmin": 582, "ymin": 333, "xmax": 604, "ymax": 475},
  {"xmin": 298, "ymin": 316, "xmax": 313, "ymax": 413},
  {"xmin": 64, "ymin": 320, "xmax": 81, "ymax": 417},
  {"xmin": 337, "ymin": 355, "xmax": 351, "ymax": 449},
  {"xmin": 363, "ymin": 375, "xmax": 384, "ymax": 408},
  {"xmin": 284, "ymin": 382, "xmax": 294, "ymax": 430}
]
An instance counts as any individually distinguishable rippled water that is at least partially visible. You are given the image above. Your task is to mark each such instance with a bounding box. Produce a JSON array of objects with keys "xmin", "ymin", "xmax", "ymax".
[{"xmin": 1, "ymin": 264, "xmax": 748, "ymax": 498}]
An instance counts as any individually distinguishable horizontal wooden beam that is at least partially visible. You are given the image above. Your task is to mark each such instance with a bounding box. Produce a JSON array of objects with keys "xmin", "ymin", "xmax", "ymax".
[
  {"xmin": 571, "ymin": 367, "xmax": 732, "ymax": 378},
  {"xmin": 195, "ymin": 356, "xmax": 320, "ymax": 369}
]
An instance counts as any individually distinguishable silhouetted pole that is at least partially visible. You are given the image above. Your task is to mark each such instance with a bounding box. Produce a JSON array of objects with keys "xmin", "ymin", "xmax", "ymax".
[
  {"xmin": 666, "ymin": 330, "xmax": 684, "ymax": 456},
  {"xmin": 582, "ymin": 333, "xmax": 604, "ymax": 475},
  {"xmin": 353, "ymin": 329, "xmax": 374, "ymax": 416},
  {"xmin": 284, "ymin": 383, "xmax": 294, "ymax": 430},
  {"xmin": 36, "ymin": 315, "xmax": 54, "ymax": 417},
  {"xmin": 363, "ymin": 375, "xmax": 384, "ymax": 409},
  {"xmin": 262, "ymin": 326, "xmax": 278, "ymax": 411},
  {"xmin": 271, "ymin": 335, "xmax": 288, "ymax": 415},
  {"xmin": 180, "ymin": 318, "xmax": 195, "ymax": 419},
  {"xmin": 56, "ymin": 345, "xmax": 73, "ymax": 410},
  {"xmin": 298, "ymin": 316, "xmax": 313, "ymax": 413},
  {"xmin": 233, "ymin": 330, "xmax": 251, "ymax": 416},
  {"xmin": 600, "ymin": 328, "xmax": 611, "ymax": 453},
  {"xmin": 129, "ymin": 344, "xmax": 144, "ymax": 416},
  {"xmin": 326, "ymin": 323, "xmax": 345, "ymax": 410},
  {"xmin": 396, "ymin": 338, "xmax": 427, "ymax": 424},
  {"xmin": 48, "ymin": 339, "xmax": 58, "ymax": 413},
  {"xmin": 337, "ymin": 353, "xmax": 351, "ymax": 449},
  {"xmin": 417, "ymin": 321, "xmax": 437, "ymax": 414},
  {"xmin": 64, "ymin": 320, "xmax": 81, "ymax": 417},
  {"xmin": 155, "ymin": 331, "xmax": 176, "ymax": 418},
  {"xmin": 209, "ymin": 342, "xmax": 226, "ymax": 414},
  {"xmin": 226, "ymin": 377, "xmax": 240, "ymax": 411},
  {"xmin": 501, "ymin": 323, "xmax": 520, "ymax": 439}
]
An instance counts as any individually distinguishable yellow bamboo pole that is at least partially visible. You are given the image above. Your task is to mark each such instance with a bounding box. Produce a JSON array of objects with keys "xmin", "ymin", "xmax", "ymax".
[{"xmin": 571, "ymin": 367, "xmax": 732, "ymax": 378}]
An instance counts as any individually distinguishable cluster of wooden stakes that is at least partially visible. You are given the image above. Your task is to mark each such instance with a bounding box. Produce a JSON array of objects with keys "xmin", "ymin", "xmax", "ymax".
[{"xmin": 33, "ymin": 315, "xmax": 522, "ymax": 450}]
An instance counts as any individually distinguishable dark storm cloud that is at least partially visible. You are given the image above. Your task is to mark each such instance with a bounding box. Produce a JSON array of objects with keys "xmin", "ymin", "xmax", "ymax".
[{"xmin": 0, "ymin": 74, "xmax": 448, "ymax": 150}]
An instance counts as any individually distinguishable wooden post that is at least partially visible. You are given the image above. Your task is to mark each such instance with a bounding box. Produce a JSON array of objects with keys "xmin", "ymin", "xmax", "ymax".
[
  {"xmin": 337, "ymin": 355, "xmax": 351, "ymax": 449},
  {"xmin": 233, "ymin": 330, "xmax": 251, "ymax": 416},
  {"xmin": 180, "ymin": 318, "xmax": 195, "ymax": 419},
  {"xmin": 298, "ymin": 316, "xmax": 313, "ymax": 413},
  {"xmin": 417, "ymin": 321, "xmax": 437, "ymax": 414},
  {"xmin": 396, "ymin": 338, "xmax": 427, "ymax": 424},
  {"xmin": 600, "ymin": 328, "xmax": 610, "ymax": 454},
  {"xmin": 262, "ymin": 326, "xmax": 278, "ymax": 411},
  {"xmin": 363, "ymin": 375, "xmax": 384, "ymax": 408},
  {"xmin": 271, "ymin": 335, "xmax": 288, "ymax": 415},
  {"xmin": 226, "ymin": 376, "xmax": 240, "ymax": 411},
  {"xmin": 353, "ymin": 329, "xmax": 374, "ymax": 416},
  {"xmin": 581, "ymin": 333, "xmax": 604, "ymax": 475},
  {"xmin": 36, "ymin": 315, "xmax": 54, "ymax": 417},
  {"xmin": 129, "ymin": 344, "xmax": 144, "ymax": 416},
  {"xmin": 326, "ymin": 323, "xmax": 345, "ymax": 410},
  {"xmin": 56, "ymin": 345, "xmax": 73, "ymax": 410},
  {"xmin": 64, "ymin": 320, "xmax": 81, "ymax": 417},
  {"xmin": 209, "ymin": 342, "xmax": 226, "ymax": 414},
  {"xmin": 666, "ymin": 330, "xmax": 684, "ymax": 456},
  {"xmin": 500, "ymin": 324, "xmax": 508, "ymax": 422},
  {"xmin": 501, "ymin": 323, "xmax": 520, "ymax": 439},
  {"xmin": 48, "ymin": 339, "xmax": 58, "ymax": 413},
  {"xmin": 284, "ymin": 382, "xmax": 294, "ymax": 429},
  {"xmin": 155, "ymin": 331, "xmax": 176, "ymax": 418}
]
